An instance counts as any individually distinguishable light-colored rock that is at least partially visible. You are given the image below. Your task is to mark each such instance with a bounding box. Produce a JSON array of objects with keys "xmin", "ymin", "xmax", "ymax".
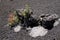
[
  {"xmin": 53, "ymin": 18, "xmax": 60, "ymax": 27},
  {"xmin": 13, "ymin": 25, "xmax": 22, "ymax": 32},
  {"xmin": 29, "ymin": 26, "xmax": 48, "ymax": 38}
]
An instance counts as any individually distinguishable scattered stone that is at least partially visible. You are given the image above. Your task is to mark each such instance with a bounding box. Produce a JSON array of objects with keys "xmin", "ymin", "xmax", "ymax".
[
  {"xmin": 29, "ymin": 26, "xmax": 48, "ymax": 38},
  {"xmin": 13, "ymin": 25, "xmax": 22, "ymax": 32}
]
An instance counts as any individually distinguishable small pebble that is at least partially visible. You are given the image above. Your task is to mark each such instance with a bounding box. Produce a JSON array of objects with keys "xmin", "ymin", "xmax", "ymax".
[{"xmin": 13, "ymin": 25, "xmax": 22, "ymax": 32}]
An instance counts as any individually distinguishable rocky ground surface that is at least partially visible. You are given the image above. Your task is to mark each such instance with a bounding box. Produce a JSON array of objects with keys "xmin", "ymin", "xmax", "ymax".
[{"xmin": 0, "ymin": 0, "xmax": 60, "ymax": 40}]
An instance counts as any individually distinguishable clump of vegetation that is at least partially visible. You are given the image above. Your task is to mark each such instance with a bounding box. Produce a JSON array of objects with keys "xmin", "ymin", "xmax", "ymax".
[{"xmin": 6, "ymin": 4, "xmax": 60, "ymax": 37}]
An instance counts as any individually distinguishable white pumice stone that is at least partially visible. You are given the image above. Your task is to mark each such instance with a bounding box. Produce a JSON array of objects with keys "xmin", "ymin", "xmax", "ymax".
[
  {"xmin": 13, "ymin": 25, "xmax": 22, "ymax": 32},
  {"xmin": 29, "ymin": 26, "xmax": 48, "ymax": 38}
]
